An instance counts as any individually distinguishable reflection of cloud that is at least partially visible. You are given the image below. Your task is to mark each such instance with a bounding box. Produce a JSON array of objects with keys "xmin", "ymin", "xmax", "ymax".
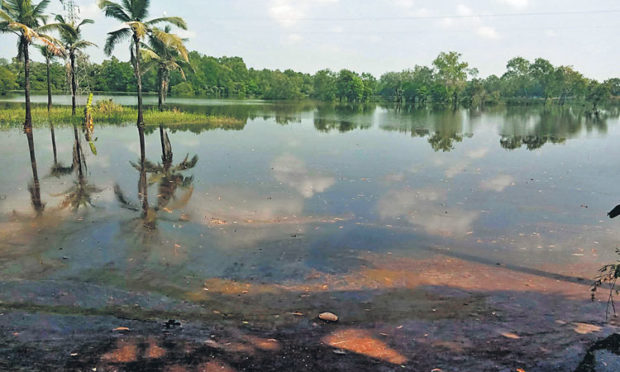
[
  {"xmin": 445, "ymin": 161, "xmax": 469, "ymax": 178},
  {"xmin": 480, "ymin": 175, "xmax": 515, "ymax": 192},
  {"xmin": 377, "ymin": 188, "xmax": 478, "ymax": 237},
  {"xmin": 466, "ymin": 148, "xmax": 489, "ymax": 159},
  {"xmin": 272, "ymin": 155, "xmax": 335, "ymax": 198},
  {"xmin": 189, "ymin": 187, "xmax": 304, "ymax": 224}
]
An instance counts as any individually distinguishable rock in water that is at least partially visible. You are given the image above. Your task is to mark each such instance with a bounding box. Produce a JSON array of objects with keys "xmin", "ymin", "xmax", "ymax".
[{"xmin": 319, "ymin": 312, "xmax": 338, "ymax": 322}]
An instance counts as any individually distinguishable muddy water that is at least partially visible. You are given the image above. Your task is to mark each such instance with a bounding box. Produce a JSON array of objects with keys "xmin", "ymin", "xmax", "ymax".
[{"xmin": 1, "ymin": 100, "xmax": 619, "ymax": 370}]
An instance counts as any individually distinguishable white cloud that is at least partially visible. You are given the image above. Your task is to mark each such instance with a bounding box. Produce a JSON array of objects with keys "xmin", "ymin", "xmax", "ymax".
[
  {"xmin": 499, "ymin": 0, "xmax": 529, "ymax": 9},
  {"xmin": 457, "ymin": 4, "xmax": 473, "ymax": 16},
  {"xmin": 477, "ymin": 26, "xmax": 500, "ymax": 40},
  {"xmin": 286, "ymin": 33, "xmax": 303, "ymax": 44},
  {"xmin": 440, "ymin": 4, "xmax": 500, "ymax": 40},
  {"xmin": 269, "ymin": 0, "xmax": 339, "ymax": 27}
]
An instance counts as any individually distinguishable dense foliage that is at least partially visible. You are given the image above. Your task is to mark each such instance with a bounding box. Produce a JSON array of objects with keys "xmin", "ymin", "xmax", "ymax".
[{"xmin": 1, "ymin": 51, "xmax": 618, "ymax": 109}]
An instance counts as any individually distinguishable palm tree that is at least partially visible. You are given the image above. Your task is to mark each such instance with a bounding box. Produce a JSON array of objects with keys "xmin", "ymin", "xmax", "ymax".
[
  {"xmin": 0, "ymin": 0, "xmax": 61, "ymax": 129},
  {"xmin": 142, "ymin": 25, "xmax": 189, "ymax": 112},
  {"xmin": 98, "ymin": 0, "xmax": 187, "ymax": 136},
  {"xmin": 55, "ymin": 14, "xmax": 95, "ymax": 116},
  {"xmin": 37, "ymin": 41, "xmax": 64, "ymax": 112}
]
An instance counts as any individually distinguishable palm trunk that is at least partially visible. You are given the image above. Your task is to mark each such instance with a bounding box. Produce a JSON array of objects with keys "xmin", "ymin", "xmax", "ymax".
[
  {"xmin": 158, "ymin": 69, "xmax": 164, "ymax": 112},
  {"xmin": 23, "ymin": 39, "xmax": 32, "ymax": 129},
  {"xmin": 46, "ymin": 55, "xmax": 52, "ymax": 112},
  {"xmin": 138, "ymin": 126, "xmax": 148, "ymax": 220},
  {"xmin": 134, "ymin": 35, "xmax": 144, "ymax": 128},
  {"xmin": 70, "ymin": 51, "xmax": 77, "ymax": 116}
]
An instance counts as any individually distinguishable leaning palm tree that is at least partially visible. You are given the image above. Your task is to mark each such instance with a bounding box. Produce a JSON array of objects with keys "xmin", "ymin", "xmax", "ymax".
[
  {"xmin": 142, "ymin": 25, "xmax": 189, "ymax": 111},
  {"xmin": 55, "ymin": 14, "xmax": 95, "ymax": 116},
  {"xmin": 98, "ymin": 0, "xmax": 187, "ymax": 133},
  {"xmin": 0, "ymin": 0, "xmax": 62, "ymax": 129}
]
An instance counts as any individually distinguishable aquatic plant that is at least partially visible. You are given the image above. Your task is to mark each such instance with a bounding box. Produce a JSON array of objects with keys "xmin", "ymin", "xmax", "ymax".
[{"xmin": 591, "ymin": 248, "xmax": 620, "ymax": 319}]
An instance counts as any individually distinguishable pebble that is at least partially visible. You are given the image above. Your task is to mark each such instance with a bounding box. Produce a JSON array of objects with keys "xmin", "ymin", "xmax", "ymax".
[{"xmin": 318, "ymin": 312, "xmax": 338, "ymax": 322}]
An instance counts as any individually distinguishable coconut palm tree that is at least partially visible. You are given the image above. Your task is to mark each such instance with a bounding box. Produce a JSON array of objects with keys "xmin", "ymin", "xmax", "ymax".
[
  {"xmin": 142, "ymin": 25, "xmax": 189, "ymax": 112},
  {"xmin": 55, "ymin": 14, "xmax": 95, "ymax": 116},
  {"xmin": 37, "ymin": 41, "xmax": 64, "ymax": 112},
  {"xmin": 0, "ymin": 0, "xmax": 62, "ymax": 129},
  {"xmin": 98, "ymin": 0, "xmax": 187, "ymax": 136}
]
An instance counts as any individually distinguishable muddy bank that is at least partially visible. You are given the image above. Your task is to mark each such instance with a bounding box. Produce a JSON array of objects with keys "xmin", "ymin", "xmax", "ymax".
[{"xmin": 0, "ymin": 265, "xmax": 617, "ymax": 371}]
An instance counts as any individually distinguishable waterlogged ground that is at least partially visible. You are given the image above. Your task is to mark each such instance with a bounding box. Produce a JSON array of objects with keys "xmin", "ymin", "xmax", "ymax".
[{"xmin": 1, "ymin": 98, "xmax": 620, "ymax": 371}]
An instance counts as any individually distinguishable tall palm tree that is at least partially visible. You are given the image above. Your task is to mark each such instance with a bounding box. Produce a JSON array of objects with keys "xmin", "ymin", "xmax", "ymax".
[
  {"xmin": 98, "ymin": 0, "xmax": 187, "ymax": 138},
  {"xmin": 55, "ymin": 14, "xmax": 95, "ymax": 116},
  {"xmin": 37, "ymin": 39, "xmax": 64, "ymax": 112},
  {"xmin": 0, "ymin": 0, "xmax": 61, "ymax": 129},
  {"xmin": 142, "ymin": 25, "xmax": 189, "ymax": 112}
]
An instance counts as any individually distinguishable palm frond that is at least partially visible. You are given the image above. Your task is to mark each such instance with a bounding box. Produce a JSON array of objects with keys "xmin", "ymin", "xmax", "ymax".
[
  {"xmin": 0, "ymin": 8, "xmax": 12, "ymax": 23},
  {"xmin": 32, "ymin": 0, "xmax": 51, "ymax": 18},
  {"xmin": 77, "ymin": 18, "xmax": 95, "ymax": 29},
  {"xmin": 98, "ymin": 0, "xmax": 131, "ymax": 22},
  {"xmin": 104, "ymin": 26, "xmax": 131, "ymax": 55},
  {"xmin": 146, "ymin": 16, "xmax": 187, "ymax": 30}
]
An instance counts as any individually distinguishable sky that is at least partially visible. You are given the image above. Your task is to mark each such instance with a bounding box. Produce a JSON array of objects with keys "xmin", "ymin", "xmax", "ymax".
[{"xmin": 2, "ymin": 0, "xmax": 619, "ymax": 80}]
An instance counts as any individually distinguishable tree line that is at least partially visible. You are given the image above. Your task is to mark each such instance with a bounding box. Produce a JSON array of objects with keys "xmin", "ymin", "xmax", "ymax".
[{"xmin": 2, "ymin": 50, "xmax": 618, "ymax": 110}]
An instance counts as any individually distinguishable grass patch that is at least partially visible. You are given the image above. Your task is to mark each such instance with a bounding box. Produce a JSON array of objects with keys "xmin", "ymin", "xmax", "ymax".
[{"xmin": 0, "ymin": 102, "xmax": 245, "ymax": 129}]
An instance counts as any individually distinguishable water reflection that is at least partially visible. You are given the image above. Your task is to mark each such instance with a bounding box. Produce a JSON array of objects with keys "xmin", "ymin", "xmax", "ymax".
[
  {"xmin": 55, "ymin": 125, "xmax": 103, "ymax": 211},
  {"xmin": 499, "ymin": 106, "xmax": 608, "ymax": 151},
  {"xmin": 114, "ymin": 125, "xmax": 196, "ymax": 231},
  {"xmin": 25, "ymin": 127, "xmax": 44, "ymax": 215}
]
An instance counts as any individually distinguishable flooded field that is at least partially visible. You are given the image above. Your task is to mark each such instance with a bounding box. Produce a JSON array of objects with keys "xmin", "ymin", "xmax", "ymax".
[{"xmin": 1, "ymin": 97, "xmax": 619, "ymax": 371}]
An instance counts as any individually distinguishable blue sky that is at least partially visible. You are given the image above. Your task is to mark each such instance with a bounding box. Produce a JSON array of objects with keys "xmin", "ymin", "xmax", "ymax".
[{"xmin": 2, "ymin": 0, "xmax": 619, "ymax": 80}]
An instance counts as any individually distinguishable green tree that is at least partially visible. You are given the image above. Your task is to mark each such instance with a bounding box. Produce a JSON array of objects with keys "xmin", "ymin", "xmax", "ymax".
[
  {"xmin": 312, "ymin": 69, "xmax": 337, "ymax": 101},
  {"xmin": 0, "ymin": 0, "xmax": 62, "ymax": 128},
  {"xmin": 432, "ymin": 51, "xmax": 469, "ymax": 107},
  {"xmin": 0, "ymin": 65, "xmax": 17, "ymax": 95},
  {"xmin": 529, "ymin": 58, "xmax": 555, "ymax": 103},
  {"xmin": 336, "ymin": 69, "xmax": 364, "ymax": 103},
  {"xmin": 98, "ymin": 0, "xmax": 187, "ymax": 133}
]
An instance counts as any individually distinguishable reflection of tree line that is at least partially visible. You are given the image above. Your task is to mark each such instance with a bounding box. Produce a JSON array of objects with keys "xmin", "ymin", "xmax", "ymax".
[
  {"xmin": 313, "ymin": 103, "xmax": 375, "ymax": 133},
  {"xmin": 499, "ymin": 106, "xmax": 608, "ymax": 151},
  {"xmin": 380, "ymin": 105, "xmax": 613, "ymax": 152}
]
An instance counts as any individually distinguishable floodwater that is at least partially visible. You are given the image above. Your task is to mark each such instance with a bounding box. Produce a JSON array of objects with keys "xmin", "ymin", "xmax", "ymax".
[{"xmin": 1, "ymin": 96, "xmax": 620, "ymax": 371}]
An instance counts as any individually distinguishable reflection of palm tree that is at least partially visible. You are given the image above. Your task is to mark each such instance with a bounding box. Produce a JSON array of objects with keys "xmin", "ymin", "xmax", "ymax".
[
  {"xmin": 25, "ymin": 128, "xmax": 44, "ymax": 215},
  {"xmin": 114, "ymin": 127, "xmax": 195, "ymax": 230},
  {"xmin": 47, "ymin": 121, "xmax": 74, "ymax": 178},
  {"xmin": 54, "ymin": 125, "xmax": 102, "ymax": 210}
]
